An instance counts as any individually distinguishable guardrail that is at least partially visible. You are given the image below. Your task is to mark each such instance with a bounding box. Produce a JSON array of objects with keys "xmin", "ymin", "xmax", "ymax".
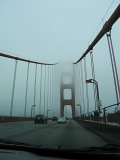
[
  {"xmin": 75, "ymin": 103, "xmax": 120, "ymax": 125},
  {"xmin": 0, "ymin": 116, "xmax": 34, "ymax": 123}
]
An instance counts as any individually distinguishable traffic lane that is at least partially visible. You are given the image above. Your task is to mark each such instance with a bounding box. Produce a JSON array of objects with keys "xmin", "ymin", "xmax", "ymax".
[
  {"xmin": 0, "ymin": 120, "xmax": 55, "ymax": 139},
  {"xmin": 5, "ymin": 121, "xmax": 67, "ymax": 148},
  {"xmin": 3, "ymin": 119, "xmax": 108, "ymax": 149},
  {"xmin": 55, "ymin": 119, "xmax": 108, "ymax": 149}
]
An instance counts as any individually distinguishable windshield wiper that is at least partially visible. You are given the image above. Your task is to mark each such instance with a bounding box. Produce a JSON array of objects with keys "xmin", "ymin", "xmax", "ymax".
[
  {"xmin": 0, "ymin": 138, "xmax": 38, "ymax": 151},
  {"xmin": 82, "ymin": 144, "xmax": 120, "ymax": 153},
  {"xmin": 0, "ymin": 139, "xmax": 31, "ymax": 146},
  {"xmin": 0, "ymin": 139, "xmax": 120, "ymax": 153},
  {"xmin": 1, "ymin": 140, "xmax": 120, "ymax": 153},
  {"xmin": 0, "ymin": 141, "xmax": 120, "ymax": 159}
]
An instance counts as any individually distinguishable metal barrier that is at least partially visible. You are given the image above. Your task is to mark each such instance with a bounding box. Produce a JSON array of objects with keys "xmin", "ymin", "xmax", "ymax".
[
  {"xmin": 76, "ymin": 102, "xmax": 120, "ymax": 125},
  {"xmin": 0, "ymin": 116, "xmax": 34, "ymax": 123}
]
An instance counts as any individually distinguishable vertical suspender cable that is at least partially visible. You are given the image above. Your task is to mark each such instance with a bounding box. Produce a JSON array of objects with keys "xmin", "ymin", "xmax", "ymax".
[
  {"xmin": 39, "ymin": 65, "xmax": 42, "ymax": 114},
  {"xmin": 90, "ymin": 51, "xmax": 97, "ymax": 110},
  {"xmin": 54, "ymin": 66, "xmax": 57, "ymax": 115},
  {"xmin": 82, "ymin": 59, "xmax": 87, "ymax": 115},
  {"xmin": 55, "ymin": 66, "xmax": 57, "ymax": 114},
  {"xmin": 76, "ymin": 63, "xmax": 81, "ymax": 116},
  {"xmin": 78, "ymin": 63, "xmax": 82, "ymax": 115},
  {"xmin": 51, "ymin": 66, "xmax": 54, "ymax": 114},
  {"xmin": 80, "ymin": 61, "xmax": 85, "ymax": 114},
  {"xmin": 53, "ymin": 66, "xmax": 56, "ymax": 115},
  {"xmin": 33, "ymin": 63, "xmax": 37, "ymax": 117},
  {"xmin": 84, "ymin": 57, "xmax": 89, "ymax": 113},
  {"xmin": 53, "ymin": 66, "xmax": 56, "ymax": 114},
  {"xmin": 56, "ymin": 65, "xmax": 58, "ymax": 116},
  {"xmin": 10, "ymin": 60, "xmax": 18, "ymax": 116},
  {"xmin": 107, "ymin": 32, "xmax": 118, "ymax": 103},
  {"xmin": 49, "ymin": 66, "xmax": 51, "ymax": 114},
  {"xmin": 51, "ymin": 66, "xmax": 53, "ymax": 114},
  {"xmin": 24, "ymin": 62, "xmax": 30, "ymax": 117},
  {"xmin": 76, "ymin": 64, "xmax": 79, "ymax": 107},
  {"xmin": 74, "ymin": 64, "xmax": 77, "ymax": 116},
  {"xmin": 109, "ymin": 32, "xmax": 120, "ymax": 101},
  {"xmin": 106, "ymin": 31, "xmax": 120, "ymax": 104},
  {"xmin": 73, "ymin": 64, "xmax": 77, "ymax": 110},
  {"xmin": 44, "ymin": 65, "xmax": 46, "ymax": 115},
  {"xmin": 47, "ymin": 65, "xmax": 49, "ymax": 116}
]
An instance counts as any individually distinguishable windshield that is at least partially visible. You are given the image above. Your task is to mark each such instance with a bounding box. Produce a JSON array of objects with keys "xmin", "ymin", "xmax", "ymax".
[{"xmin": 0, "ymin": 0, "xmax": 120, "ymax": 153}]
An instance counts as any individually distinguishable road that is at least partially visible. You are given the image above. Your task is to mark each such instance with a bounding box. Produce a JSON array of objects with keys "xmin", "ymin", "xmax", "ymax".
[{"xmin": 0, "ymin": 119, "xmax": 108, "ymax": 150}]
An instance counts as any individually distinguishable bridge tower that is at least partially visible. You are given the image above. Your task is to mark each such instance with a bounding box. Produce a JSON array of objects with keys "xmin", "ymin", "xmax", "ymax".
[{"xmin": 60, "ymin": 63, "xmax": 75, "ymax": 118}]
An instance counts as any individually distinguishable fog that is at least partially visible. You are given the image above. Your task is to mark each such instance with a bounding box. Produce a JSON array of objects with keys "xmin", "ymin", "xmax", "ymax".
[{"xmin": 0, "ymin": 1, "xmax": 119, "ymax": 117}]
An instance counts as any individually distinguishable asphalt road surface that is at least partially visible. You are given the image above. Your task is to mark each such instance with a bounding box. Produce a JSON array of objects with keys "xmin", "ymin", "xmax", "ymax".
[{"xmin": 0, "ymin": 119, "xmax": 108, "ymax": 150}]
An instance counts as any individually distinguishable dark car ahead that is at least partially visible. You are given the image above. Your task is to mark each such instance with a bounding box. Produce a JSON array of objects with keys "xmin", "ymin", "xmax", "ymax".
[
  {"xmin": 34, "ymin": 114, "xmax": 47, "ymax": 124},
  {"xmin": 52, "ymin": 116, "xmax": 58, "ymax": 121}
]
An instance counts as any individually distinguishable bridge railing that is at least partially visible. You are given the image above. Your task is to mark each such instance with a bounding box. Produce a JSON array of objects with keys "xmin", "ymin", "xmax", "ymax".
[
  {"xmin": 75, "ymin": 102, "xmax": 120, "ymax": 125},
  {"xmin": 0, "ymin": 116, "xmax": 34, "ymax": 123}
]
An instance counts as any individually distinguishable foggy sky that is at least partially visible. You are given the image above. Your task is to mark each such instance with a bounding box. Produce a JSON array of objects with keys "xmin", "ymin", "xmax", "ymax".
[{"xmin": 0, "ymin": 0, "xmax": 120, "ymax": 117}]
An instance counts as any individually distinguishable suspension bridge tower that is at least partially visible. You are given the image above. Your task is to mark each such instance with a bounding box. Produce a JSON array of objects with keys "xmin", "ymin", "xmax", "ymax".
[{"xmin": 60, "ymin": 62, "xmax": 75, "ymax": 118}]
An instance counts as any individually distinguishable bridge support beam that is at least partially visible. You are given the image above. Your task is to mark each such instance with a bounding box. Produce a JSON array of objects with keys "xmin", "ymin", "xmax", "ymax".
[{"xmin": 60, "ymin": 64, "xmax": 75, "ymax": 118}]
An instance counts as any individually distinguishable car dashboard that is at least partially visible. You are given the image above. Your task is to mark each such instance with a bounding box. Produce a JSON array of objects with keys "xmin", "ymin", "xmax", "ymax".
[{"xmin": 0, "ymin": 148, "xmax": 120, "ymax": 160}]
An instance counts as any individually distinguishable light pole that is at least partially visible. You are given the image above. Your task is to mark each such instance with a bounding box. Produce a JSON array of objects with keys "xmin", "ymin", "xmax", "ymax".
[
  {"xmin": 86, "ymin": 79, "xmax": 101, "ymax": 113},
  {"xmin": 31, "ymin": 105, "xmax": 36, "ymax": 117},
  {"xmin": 77, "ymin": 104, "xmax": 82, "ymax": 116},
  {"xmin": 46, "ymin": 109, "xmax": 50, "ymax": 118}
]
